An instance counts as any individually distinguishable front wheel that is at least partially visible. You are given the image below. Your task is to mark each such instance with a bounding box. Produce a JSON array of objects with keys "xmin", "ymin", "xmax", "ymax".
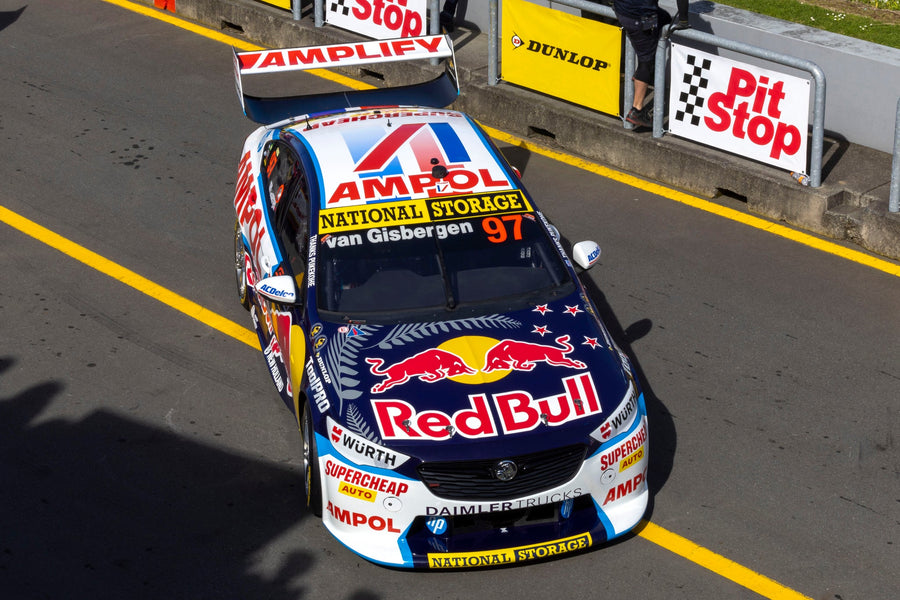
[{"xmin": 299, "ymin": 401, "xmax": 322, "ymax": 517}]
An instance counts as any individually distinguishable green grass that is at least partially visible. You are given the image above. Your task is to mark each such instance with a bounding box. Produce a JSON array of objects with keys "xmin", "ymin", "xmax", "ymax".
[{"xmin": 714, "ymin": 0, "xmax": 900, "ymax": 48}]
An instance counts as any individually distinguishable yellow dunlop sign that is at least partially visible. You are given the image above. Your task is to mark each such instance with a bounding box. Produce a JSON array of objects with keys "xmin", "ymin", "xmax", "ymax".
[
  {"xmin": 427, "ymin": 190, "xmax": 532, "ymax": 221},
  {"xmin": 319, "ymin": 199, "xmax": 431, "ymax": 234},
  {"xmin": 428, "ymin": 533, "xmax": 591, "ymax": 568},
  {"xmin": 502, "ymin": 0, "xmax": 622, "ymax": 116}
]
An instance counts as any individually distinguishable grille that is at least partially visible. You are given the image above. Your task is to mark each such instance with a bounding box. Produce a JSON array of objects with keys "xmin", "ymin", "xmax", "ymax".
[{"xmin": 417, "ymin": 444, "xmax": 587, "ymax": 501}]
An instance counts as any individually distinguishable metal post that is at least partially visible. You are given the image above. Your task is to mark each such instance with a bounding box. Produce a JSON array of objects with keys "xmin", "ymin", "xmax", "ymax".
[
  {"xmin": 652, "ymin": 35, "xmax": 666, "ymax": 138},
  {"xmin": 489, "ymin": 0, "xmax": 499, "ymax": 85},
  {"xmin": 891, "ymin": 97, "xmax": 900, "ymax": 213},
  {"xmin": 292, "ymin": 0, "xmax": 300, "ymax": 21},
  {"xmin": 315, "ymin": 0, "xmax": 323, "ymax": 28},
  {"xmin": 430, "ymin": 0, "xmax": 440, "ymax": 34}
]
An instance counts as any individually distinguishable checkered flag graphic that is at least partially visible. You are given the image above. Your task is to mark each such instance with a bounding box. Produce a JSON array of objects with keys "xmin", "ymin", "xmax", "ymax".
[
  {"xmin": 674, "ymin": 54, "xmax": 712, "ymax": 127},
  {"xmin": 329, "ymin": 0, "xmax": 351, "ymax": 16}
]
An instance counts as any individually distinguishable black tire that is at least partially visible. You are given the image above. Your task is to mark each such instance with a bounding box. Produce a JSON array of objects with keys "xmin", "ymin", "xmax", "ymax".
[
  {"xmin": 299, "ymin": 401, "xmax": 323, "ymax": 517},
  {"xmin": 234, "ymin": 220, "xmax": 251, "ymax": 310}
]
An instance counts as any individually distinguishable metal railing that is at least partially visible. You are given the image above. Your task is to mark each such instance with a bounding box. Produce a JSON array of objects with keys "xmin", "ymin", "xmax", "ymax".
[{"xmin": 484, "ymin": 0, "xmax": 827, "ymax": 188}]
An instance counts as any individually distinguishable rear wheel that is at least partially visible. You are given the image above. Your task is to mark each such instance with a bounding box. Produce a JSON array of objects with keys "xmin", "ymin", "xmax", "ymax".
[
  {"xmin": 234, "ymin": 220, "xmax": 250, "ymax": 310},
  {"xmin": 299, "ymin": 401, "xmax": 322, "ymax": 517}
]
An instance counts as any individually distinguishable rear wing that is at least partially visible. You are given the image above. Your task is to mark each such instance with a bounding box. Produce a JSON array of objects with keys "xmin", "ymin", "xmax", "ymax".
[{"xmin": 233, "ymin": 35, "xmax": 459, "ymax": 125}]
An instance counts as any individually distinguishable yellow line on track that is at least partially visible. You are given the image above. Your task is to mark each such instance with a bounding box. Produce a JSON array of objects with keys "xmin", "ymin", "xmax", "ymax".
[
  {"xmin": 636, "ymin": 521, "xmax": 812, "ymax": 600},
  {"xmin": 0, "ymin": 206, "xmax": 258, "ymax": 349}
]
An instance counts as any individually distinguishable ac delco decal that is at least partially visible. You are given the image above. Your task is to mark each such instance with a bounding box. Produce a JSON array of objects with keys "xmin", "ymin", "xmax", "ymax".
[
  {"xmin": 371, "ymin": 372, "xmax": 601, "ymax": 441},
  {"xmin": 427, "ymin": 533, "xmax": 591, "ymax": 568}
]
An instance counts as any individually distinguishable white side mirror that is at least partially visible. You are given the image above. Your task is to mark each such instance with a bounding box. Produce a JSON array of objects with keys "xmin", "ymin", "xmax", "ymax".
[
  {"xmin": 572, "ymin": 241, "xmax": 601, "ymax": 270},
  {"xmin": 255, "ymin": 275, "xmax": 298, "ymax": 303}
]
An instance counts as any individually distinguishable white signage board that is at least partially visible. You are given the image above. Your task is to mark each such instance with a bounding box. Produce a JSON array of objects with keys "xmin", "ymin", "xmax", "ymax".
[
  {"xmin": 324, "ymin": 0, "xmax": 428, "ymax": 40},
  {"xmin": 668, "ymin": 43, "xmax": 811, "ymax": 174}
]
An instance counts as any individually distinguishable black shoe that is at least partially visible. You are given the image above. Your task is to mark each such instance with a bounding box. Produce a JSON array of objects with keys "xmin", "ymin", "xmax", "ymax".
[
  {"xmin": 626, "ymin": 106, "xmax": 652, "ymax": 128},
  {"xmin": 440, "ymin": 10, "xmax": 455, "ymax": 32}
]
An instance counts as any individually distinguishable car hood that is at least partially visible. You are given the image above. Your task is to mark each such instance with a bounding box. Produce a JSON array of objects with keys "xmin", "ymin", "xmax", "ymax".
[{"xmin": 311, "ymin": 291, "xmax": 632, "ymax": 462}]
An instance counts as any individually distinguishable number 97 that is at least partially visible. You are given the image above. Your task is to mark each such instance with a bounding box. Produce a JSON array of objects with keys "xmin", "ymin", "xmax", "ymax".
[{"xmin": 482, "ymin": 214, "xmax": 523, "ymax": 243}]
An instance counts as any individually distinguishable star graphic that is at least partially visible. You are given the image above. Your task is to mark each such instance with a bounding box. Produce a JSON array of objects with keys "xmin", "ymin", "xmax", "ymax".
[
  {"xmin": 532, "ymin": 325, "xmax": 551, "ymax": 337},
  {"xmin": 533, "ymin": 304, "xmax": 552, "ymax": 315},
  {"xmin": 582, "ymin": 336, "xmax": 600, "ymax": 349},
  {"xmin": 564, "ymin": 304, "xmax": 583, "ymax": 316}
]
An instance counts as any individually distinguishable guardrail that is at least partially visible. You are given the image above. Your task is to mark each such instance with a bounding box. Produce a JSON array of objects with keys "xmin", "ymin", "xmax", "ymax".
[{"xmin": 484, "ymin": 0, "xmax": 827, "ymax": 188}]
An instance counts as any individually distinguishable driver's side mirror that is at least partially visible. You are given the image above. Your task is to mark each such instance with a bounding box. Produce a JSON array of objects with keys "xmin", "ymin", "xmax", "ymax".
[
  {"xmin": 572, "ymin": 241, "xmax": 601, "ymax": 270},
  {"xmin": 255, "ymin": 275, "xmax": 298, "ymax": 304}
]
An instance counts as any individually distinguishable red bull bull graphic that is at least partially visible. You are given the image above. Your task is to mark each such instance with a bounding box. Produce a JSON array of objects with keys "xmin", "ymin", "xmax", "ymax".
[
  {"xmin": 366, "ymin": 349, "xmax": 477, "ymax": 393},
  {"xmin": 371, "ymin": 372, "xmax": 601, "ymax": 440},
  {"xmin": 482, "ymin": 335, "xmax": 586, "ymax": 372}
]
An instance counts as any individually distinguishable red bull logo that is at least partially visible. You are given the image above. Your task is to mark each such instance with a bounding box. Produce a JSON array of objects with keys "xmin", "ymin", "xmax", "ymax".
[
  {"xmin": 371, "ymin": 372, "xmax": 601, "ymax": 440},
  {"xmin": 482, "ymin": 335, "xmax": 586, "ymax": 372},
  {"xmin": 366, "ymin": 335, "xmax": 588, "ymax": 393},
  {"xmin": 366, "ymin": 349, "xmax": 477, "ymax": 393}
]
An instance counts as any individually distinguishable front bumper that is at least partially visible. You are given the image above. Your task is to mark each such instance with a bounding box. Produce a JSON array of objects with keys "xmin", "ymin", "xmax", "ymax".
[{"xmin": 317, "ymin": 400, "xmax": 649, "ymax": 568}]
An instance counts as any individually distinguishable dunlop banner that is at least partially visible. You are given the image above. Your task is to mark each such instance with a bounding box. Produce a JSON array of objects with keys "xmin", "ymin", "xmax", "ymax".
[
  {"xmin": 254, "ymin": 0, "xmax": 290, "ymax": 9},
  {"xmin": 668, "ymin": 43, "xmax": 810, "ymax": 174},
  {"xmin": 502, "ymin": 0, "xmax": 622, "ymax": 116}
]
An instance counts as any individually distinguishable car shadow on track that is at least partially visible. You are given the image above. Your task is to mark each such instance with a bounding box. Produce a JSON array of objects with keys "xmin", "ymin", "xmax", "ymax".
[
  {"xmin": 0, "ymin": 356, "xmax": 318, "ymax": 600},
  {"xmin": 576, "ymin": 267, "xmax": 677, "ymax": 519}
]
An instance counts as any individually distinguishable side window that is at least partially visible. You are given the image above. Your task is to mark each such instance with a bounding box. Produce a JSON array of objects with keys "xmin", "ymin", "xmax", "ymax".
[
  {"xmin": 261, "ymin": 141, "xmax": 299, "ymax": 212},
  {"xmin": 273, "ymin": 147, "xmax": 310, "ymax": 291}
]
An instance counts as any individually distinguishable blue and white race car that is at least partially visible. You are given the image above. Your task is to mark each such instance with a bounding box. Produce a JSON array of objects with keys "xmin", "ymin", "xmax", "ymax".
[{"xmin": 231, "ymin": 34, "xmax": 648, "ymax": 568}]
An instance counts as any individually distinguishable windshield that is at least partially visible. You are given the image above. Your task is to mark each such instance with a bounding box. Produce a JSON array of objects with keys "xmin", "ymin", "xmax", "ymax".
[{"xmin": 316, "ymin": 211, "xmax": 573, "ymax": 322}]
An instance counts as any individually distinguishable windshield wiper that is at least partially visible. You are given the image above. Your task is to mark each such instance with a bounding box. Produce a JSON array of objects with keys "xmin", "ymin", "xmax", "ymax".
[{"xmin": 432, "ymin": 236, "xmax": 457, "ymax": 310}]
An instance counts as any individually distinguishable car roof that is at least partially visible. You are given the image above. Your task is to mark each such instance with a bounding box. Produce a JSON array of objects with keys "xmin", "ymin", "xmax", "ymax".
[{"xmin": 284, "ymin": 107, "xmax": 519, "ymax": 211}]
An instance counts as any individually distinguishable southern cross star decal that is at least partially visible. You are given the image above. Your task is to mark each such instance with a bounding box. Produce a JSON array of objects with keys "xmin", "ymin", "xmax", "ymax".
[
  {"xmin": 533, "ymin": 304, "xmax": 552, "ymax": 315},
  {"xmin": 532, "ymin": 324, "xmax": 551, "ymax": 337},
  {"xmin": 582, "ymin": 336, "xmax": 601, "ymax": 349},
  {"xmin": 564, "ymin": 304, "xmax": 583, "ymax": 316}
]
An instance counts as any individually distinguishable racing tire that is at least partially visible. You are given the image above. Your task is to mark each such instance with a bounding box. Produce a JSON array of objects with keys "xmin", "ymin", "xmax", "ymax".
[
  {"xmin": 234, "ymin": 220, "xmax": 251, "ymax": 310},
  {"xmin": 299, "ymin": 400, "xmax": 323, "ymax": 517}
]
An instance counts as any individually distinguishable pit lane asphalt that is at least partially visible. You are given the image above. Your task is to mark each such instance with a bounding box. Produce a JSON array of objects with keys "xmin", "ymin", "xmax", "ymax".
[{"xmin": 0, "ymin": 2, "xmax": 897, "ymax": 599}]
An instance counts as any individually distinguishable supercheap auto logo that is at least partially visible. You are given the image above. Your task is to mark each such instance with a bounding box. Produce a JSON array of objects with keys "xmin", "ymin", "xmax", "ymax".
[{"xmin": 320, "ymin": 120, "xmax": 512, "ymax": 206}]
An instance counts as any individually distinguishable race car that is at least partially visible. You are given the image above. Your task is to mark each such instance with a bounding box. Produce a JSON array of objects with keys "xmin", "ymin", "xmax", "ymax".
[{"xmin": 231, "ymin": 34, "xmax": 648, "ymax": 568}]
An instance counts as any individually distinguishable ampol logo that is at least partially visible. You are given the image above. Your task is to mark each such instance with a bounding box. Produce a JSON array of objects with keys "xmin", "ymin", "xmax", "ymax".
[{"xmin": 326, "ymin": 122, "xmax": 511, "ymax": 205}]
